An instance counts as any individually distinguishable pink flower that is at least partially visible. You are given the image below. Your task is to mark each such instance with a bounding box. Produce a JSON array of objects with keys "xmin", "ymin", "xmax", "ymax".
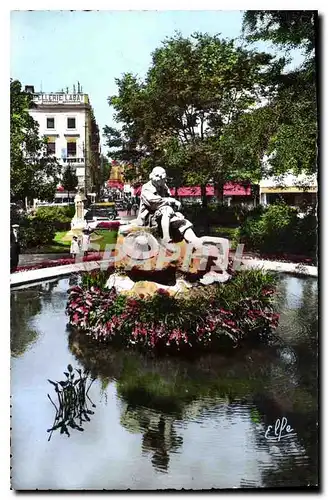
[
  {"xmin": 96, "ymin": 221, "xmax": 120, "ymax": 230},
  {"xmin": 127, "ymin": 298, "xmax": 139, "ymax": 308},
  {"xmin": 72, "ymin": 313, "xmax": 79, "ymax": 323}
]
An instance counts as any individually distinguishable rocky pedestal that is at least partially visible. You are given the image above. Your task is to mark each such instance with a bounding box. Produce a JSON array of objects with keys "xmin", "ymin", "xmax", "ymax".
[
  {"xmin": 106, "ymin": 223, "xmax": 231, "ymax": 297},
  {"xmin": 114, "ymin": 227, "xmax": 230, "ymax": 281},
  {"xmin": 106, "ymin": 273, "xmax": 193, "ymax": 298}
]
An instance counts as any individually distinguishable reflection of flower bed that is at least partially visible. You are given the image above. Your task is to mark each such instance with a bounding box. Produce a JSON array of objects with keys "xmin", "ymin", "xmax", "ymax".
[
  {"xmin": 68, "ymin": 330, "xmax": 275, "ymax": 414},
  {"xmin": 66, "ymin": 266, "xmax": 280, "ymax": 355}
]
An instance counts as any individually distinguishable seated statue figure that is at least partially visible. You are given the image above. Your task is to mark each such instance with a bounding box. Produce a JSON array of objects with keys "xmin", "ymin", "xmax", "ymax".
[{"xmin": 137, "ymin": 167, "xmax": 202, "ymax": 248}]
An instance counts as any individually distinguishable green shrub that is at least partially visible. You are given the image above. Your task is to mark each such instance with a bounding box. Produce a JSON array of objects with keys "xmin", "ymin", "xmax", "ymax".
[
  {"xmin": 293, "ymin": 209, "xmax": 317, "ymax": 258},
  {"xmin": 36, "ymin": 205, "xmax": 75, "ymax": 230},
  {"xmin": 236, "ymin": 204, "xmax": 266, "ymax": 225},
  {"xmin": 183, "ymin": 203, "xmax": 241, "ymax": 227},
  {"xmin": 19, "ymin": 215, "xmax": 56, "ymax": 249},
  {"xmin": 80, "ymin": 269, "xmax": 110, "ymax": 290}
]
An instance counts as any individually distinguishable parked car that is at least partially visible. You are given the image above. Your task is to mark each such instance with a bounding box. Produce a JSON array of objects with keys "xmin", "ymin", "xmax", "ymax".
[
  {"xmin": 116, "ymin": 199, "xmax": 132, "ymax": 210},
  {"xmin": 84, "ymin": 202, "xmax": 118, "ymax": 223}
]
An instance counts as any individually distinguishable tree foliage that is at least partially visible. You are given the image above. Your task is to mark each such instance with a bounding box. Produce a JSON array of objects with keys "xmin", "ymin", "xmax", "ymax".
[
  {"xmin": 100, "ymin": 154, "xmax": 112, "ymax": 184},
  {"xmin": 104, "ymin": 19, "xmax": 317, "ymax": 205},
  {"xmin": 241, "ymin": 11, "xmax": 317, "ymax": 176},
  {"xmin": 61, "ymin": 165, "xmax": 78, "ymax": 194},
  {"xmin": 104, "ymin": 32, "xmax": 275, "ymax": 202},
  {"xmin": 242, "ymin": 10, "xmax": 316, "ymax": 54},
  {"xmin": 10, "ymin": 79, "xmax": 61, "ymax": 203}
]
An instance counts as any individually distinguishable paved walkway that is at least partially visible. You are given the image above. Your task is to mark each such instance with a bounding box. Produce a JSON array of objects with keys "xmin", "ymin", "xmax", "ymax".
[{"xmin": 19, "ymin": 253, "xmax": 69, "ymax": 266}]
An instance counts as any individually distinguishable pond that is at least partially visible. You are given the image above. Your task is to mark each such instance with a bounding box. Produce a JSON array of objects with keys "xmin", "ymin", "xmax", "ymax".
[{"xmin": 10, "ymin": 274, "xmax": 318, "ymax": 490}]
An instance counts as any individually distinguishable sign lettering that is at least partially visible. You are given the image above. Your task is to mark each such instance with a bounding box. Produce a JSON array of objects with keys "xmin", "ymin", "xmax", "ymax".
[{"xmin": 33, "ymin": 93, "xmax": 84, "ymax": 104}]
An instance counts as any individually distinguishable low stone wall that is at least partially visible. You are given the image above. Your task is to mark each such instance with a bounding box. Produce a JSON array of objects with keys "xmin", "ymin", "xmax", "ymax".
[{"xmin": 10, "ymin": 255, "xmax": 317, "ymax": 288}]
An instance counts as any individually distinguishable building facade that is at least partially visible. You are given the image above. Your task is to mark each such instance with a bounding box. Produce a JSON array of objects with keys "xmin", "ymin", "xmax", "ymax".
[
  {"xmin": 259, "ymin": 174, "xmax": 317, "ymax": 207},
  {"xmin": 27, "ymin": 86, "xmax": 100, "ymax": 200}
]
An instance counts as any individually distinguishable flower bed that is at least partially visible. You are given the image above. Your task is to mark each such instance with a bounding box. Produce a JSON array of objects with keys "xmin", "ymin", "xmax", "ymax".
[
  {"xmin": 66, "ymin": 267, "xmax": 280, "ymax": 355},
  {"xmin": 95, "ymin": 221, "xmax": 121, "ymax": 230}
]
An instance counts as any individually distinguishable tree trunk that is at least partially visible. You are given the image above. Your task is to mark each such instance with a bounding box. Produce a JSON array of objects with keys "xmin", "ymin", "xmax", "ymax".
[
  {"xmin": 251, "ymin": 183, "xmax": 260, "ymax": 206},
  {"xmin": 201, "ymin": 184, "xmax": 208, "ymax": 209}
]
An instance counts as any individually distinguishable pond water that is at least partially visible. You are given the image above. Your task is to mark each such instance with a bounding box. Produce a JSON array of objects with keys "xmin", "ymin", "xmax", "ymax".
[{"xmin": 10, "ymin": 274, "xmax": 318, "ymax": 490}]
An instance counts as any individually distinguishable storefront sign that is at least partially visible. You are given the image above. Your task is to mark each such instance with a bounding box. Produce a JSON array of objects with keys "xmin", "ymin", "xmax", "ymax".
[{"xmin": 33, "ymin": 93, "xmax": 85, "ymax": 104}]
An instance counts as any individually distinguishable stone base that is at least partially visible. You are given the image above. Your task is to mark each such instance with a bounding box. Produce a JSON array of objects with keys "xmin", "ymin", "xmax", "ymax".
[
  {"xmin": 114, "ymin": 234, "xmax": 224, "ymax": 276},
  {"xmin": 106, "ymin": 273, "xmax": 193, "ymax": 297}
]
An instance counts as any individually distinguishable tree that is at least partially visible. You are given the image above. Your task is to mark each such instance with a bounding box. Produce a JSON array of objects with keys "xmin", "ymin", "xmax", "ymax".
[
  {"xmin": 100, "ymin": 154, "xmax": 112, "ymax": 184},
  {"xmin": 10, "ymin": 79, "xmax": 61, "ymax": 204},
  {"xmin": 242, "ymin": 10, "xmax": 316, "ymax": 54},
  {"xmin": 105, "ymin": 33, "xmax": 275, "ymax": 206},
  {"xmin": 61, "ymin": 165, "xmax": 78, "ymax": 202},
  {"xmin": 241, "ymin": 11, "xmax": 317, "ymax": 177}
]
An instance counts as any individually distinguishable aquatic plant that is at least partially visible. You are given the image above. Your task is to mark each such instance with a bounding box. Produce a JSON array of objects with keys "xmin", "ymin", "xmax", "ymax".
[{"xmin": 47, "ymin": 364, "xmax": 96, "ymax": 441}]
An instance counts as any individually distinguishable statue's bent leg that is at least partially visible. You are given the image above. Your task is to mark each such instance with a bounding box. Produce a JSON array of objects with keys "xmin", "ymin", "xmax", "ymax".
[
  {"xmin": 183, "ymin": 228, "xmax": 203, "ymax": 249},
  {"xmin": 156, "ymin": 206, "xmax": 175, "ymax": 244},
  {"xmin": 169, "ymin": 216, "xmax": 203, "ymax": 249}
]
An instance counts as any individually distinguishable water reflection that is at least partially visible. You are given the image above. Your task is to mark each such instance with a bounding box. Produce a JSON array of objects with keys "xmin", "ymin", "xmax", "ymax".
[
  {"xmin": 69, "ymin": 314, "xmax": 318, "ymax": 486},
  {"xmin": 120, "ymin": 405, "xmax": 183, "ymax": 472},
  {"xmin": 11, "ymin": 286, "xmax": 42, "ymax": 357}
]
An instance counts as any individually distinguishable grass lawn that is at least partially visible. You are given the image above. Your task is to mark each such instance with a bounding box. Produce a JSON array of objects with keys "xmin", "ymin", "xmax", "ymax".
[
  {"xmin": 25, "ymin": 230, "xmax": 118, "ymax": 254},
  {"xmin": 55, "ymin": 230, "xmax": 118, "ymax": 251}
]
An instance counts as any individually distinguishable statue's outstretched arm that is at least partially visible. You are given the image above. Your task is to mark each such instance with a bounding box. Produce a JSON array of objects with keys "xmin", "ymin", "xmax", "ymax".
[{"xmin": 142, "ymin": 187, "xmax": 172, "ymax": 212}]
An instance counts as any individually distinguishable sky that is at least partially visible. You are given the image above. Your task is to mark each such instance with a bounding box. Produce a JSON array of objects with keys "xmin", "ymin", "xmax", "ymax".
[{"xmin": 10, "ymin": 10, "xmax": 305, "ymax": 153}]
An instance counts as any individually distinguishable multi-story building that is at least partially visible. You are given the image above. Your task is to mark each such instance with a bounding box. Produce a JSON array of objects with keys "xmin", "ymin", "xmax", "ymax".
[
  {"xmin": 259, "ymin": 173, "xmax": 317, "ymax": 207},
  {"xmin": 26, "ymin": 84, "xmax": 100, "ymax": 201}
]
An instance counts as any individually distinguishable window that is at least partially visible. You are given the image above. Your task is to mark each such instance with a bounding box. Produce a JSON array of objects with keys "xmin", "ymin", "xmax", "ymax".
[
  {"xmin": 67, "ymin": 142, "xmax": 77, "ymax": 157},
  {"xmin": 67, "ymin": 118, "xmax": 76, "ymax": 129},
  {"xmin": 46, "ymin": 142, "xmax": 56, "ymax": 156},
  {"xmin": 47, "ymin": 117, "xmax": 55, "ymax": 129}
]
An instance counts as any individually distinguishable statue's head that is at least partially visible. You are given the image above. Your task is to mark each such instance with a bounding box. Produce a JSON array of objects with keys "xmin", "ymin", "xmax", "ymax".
[{"xmin": 149, "ymin": 167, "xmax": 166, "ymax": 188}]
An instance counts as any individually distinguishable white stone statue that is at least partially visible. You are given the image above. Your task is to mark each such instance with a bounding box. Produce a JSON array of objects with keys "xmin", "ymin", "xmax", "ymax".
[
  {"xmin": 71, "ymin": 191, "xmax": 87, "ymax": 230},
  {"xmin": 137, "ymin": 167, "xmax": 202, "ymax": 248}
]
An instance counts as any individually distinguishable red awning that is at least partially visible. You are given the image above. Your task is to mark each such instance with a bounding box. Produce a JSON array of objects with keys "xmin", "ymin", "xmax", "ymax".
[
  {"xmin": 223, "ymin": 182, "xmax": 251, "ymax": 196},
  {"xmin": 134, "ymin": 183, "xmax": 251, "ymax": 197},
  {"xmin": 107, "ymin": 180, "xmax": 124, "ymax": 189},
  {"xmin": 173, "ymin": 186, "xmax": 215, "ymax": 196},
  {"xmin": 57, "ymin": 185, "xmax": 65, "ymax": 192}
]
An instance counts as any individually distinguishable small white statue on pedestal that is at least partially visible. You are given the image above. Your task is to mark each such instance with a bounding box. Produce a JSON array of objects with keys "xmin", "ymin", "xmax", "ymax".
[{"xmin": 71, "ymin": 191, "xmax": 88, "ymax": 230}]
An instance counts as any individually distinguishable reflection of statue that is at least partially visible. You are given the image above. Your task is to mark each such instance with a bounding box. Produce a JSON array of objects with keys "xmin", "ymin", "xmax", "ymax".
[
  {"xmin": 120, "ymin": 404, "xmax": 183, "ymax": 473},
  {"xmin": 137, "ymin": 167, "xmax": 202, "ymax": 248},
  {"xmin": 142, "ymin": 415, "xmax": 183, "ymax": 472}
]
